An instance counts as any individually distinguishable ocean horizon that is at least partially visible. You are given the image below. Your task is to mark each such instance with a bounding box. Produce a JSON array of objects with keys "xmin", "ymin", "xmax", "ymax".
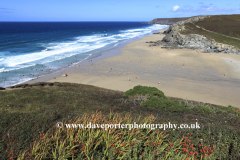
[{"xmin": 0, "ymin": 22, "xmax": 169, "ymax": 87}]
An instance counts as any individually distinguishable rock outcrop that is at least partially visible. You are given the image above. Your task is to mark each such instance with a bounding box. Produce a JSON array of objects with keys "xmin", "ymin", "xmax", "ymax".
[{"xmin": 149, "ymin": 16, "xmax": 240, "ymax": 54}]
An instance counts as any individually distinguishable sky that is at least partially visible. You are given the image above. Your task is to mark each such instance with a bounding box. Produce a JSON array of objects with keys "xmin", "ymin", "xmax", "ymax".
[{"xmin": 0, "ymin": 0, "xmax": 240, "ymax": 22}]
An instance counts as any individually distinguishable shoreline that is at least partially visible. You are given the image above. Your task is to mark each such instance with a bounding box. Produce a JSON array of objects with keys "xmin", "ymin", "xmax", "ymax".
[
  {"xmin": 23, "ymin": 29, "xmax": 240, "ymax": 108},
  {"xmin": 22, "ymin": 29, "xmax": 167, "ymax": 85},
  {"xmin": 0, "ymin": 23, "xmax": 169, "ymax": 88}
]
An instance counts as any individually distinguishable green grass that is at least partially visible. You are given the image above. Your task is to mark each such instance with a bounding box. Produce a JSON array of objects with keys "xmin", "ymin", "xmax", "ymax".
[
  {"xmin": 180, "ymin": 15, "xmax": 240, "ymax": 49},
  {"xmin": 0, "ymin": 82, "xmax": 240, "ymax": 159},
  {"xmin": 195, "ymin": 15, "xmax": 240, "ymax": 39}
]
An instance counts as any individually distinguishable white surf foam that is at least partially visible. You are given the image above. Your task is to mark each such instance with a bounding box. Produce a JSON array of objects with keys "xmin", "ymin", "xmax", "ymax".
[
  {"xmin": 2, "ymin": 24, "xmax": 168, "ymax": 72},
  {"xmin": 4, "ymin": 45, "xmax": 89, "ymax": 67},
  {"xmin": 0, "ymin": 68, "xmax": 4, "ymax": 72}
]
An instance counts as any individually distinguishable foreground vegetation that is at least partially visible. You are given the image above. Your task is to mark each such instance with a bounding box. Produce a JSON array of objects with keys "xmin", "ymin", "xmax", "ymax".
[
  {"xmin": 181, "ymin": 14, "xmax": 240, "ymax": 49},
  {"xmin": 0, "ymin": 83, "xmax": 239, "ymax": 159}
]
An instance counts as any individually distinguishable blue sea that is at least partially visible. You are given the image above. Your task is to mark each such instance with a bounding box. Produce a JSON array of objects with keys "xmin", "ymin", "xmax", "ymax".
[{"xmin": 0, "ymin": 22, "xmax": 168, "ymax": 87}]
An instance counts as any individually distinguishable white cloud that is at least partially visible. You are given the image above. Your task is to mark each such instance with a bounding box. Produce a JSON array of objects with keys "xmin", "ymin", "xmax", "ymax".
[
  {"xmin": 171, "ymin": 5, "xmax": 240, "ymax": 13},
  {"xmin": 173, "ymin": 5, "xmax": 180, "ymax": 11},
  {"xmin": 206, "ymin": 7, "xmax": 214, "ymax": 11}
]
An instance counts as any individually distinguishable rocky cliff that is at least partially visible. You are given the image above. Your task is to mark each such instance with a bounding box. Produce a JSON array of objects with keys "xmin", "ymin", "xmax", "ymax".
[{"xmin": 149, "ymin": 16, "xmax": 240, "ymax": 54}]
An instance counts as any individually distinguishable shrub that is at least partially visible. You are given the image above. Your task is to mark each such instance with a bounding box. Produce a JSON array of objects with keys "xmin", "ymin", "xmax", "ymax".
[
  {"xmin": 200, "ymin": 105, "xmax": 213, "ymax": 114},
  {"xmin": 124, "ymin": 85, "xmax": 166, "ymax": 99},
  {"xmin": 193, "ymin": 105, "xmax": 213, "ymax": 114},
  {"xmin": 141, "ymin": 97, "xmax": 185, "ymax": 112},
  {"xmin": 125, "ymin": 86, "xmax": 188, "ymax": 112}
]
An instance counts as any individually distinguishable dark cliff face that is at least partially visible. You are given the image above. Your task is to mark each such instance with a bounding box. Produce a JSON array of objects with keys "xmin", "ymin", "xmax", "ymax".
[{"xmin": 148, "ymin": 17, "xmax": 190, "ymax": 25}]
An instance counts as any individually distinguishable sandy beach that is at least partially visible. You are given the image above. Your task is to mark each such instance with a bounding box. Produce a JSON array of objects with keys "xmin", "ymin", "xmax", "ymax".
[{"xmin": 25, "ymin": 29, "xmax": 240, "ymax": 108}]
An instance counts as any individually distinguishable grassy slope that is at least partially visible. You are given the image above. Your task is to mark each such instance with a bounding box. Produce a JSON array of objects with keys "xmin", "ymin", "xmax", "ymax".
[
  {"xmin": 0, "ymin": 82, "xmax": 239, "ymax": 159},
  {"xmin": 195, "ymin": 15, "xmax": 240, "ymax": 38},
  {"xmin": 180, "ymin": 14, "xmax": 240, "ymax": 49}
]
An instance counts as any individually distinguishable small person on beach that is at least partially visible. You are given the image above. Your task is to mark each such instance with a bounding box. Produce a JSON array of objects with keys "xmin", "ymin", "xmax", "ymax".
[{"xmin": 128, "ymin": 78, "xmax": 130, "ymax": 81}]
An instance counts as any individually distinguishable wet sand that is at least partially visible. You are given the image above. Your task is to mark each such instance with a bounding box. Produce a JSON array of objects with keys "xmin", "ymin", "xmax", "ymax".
[{"xmin": 25, "ymin": 29, "xmax": 240, "ymax": 108}]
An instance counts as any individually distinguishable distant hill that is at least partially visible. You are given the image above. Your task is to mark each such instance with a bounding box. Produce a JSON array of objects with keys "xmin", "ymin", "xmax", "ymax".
[{"xmin": 148, "ymin": 17, "xmax": 189, "ymax": 25}]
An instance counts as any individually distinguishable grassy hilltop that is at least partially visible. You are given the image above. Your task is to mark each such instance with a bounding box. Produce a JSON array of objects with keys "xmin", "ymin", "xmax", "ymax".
[
  {"xmin": 148, "ymin": 17, "xmax": 190, "ymax": 25},
  {"xmin": 181, "ymin": 14, "xmax": 240, "ymax": 49},
  {"xmin": 0, "ymin": 82, "xmax": 240, "ymax": 159}
]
